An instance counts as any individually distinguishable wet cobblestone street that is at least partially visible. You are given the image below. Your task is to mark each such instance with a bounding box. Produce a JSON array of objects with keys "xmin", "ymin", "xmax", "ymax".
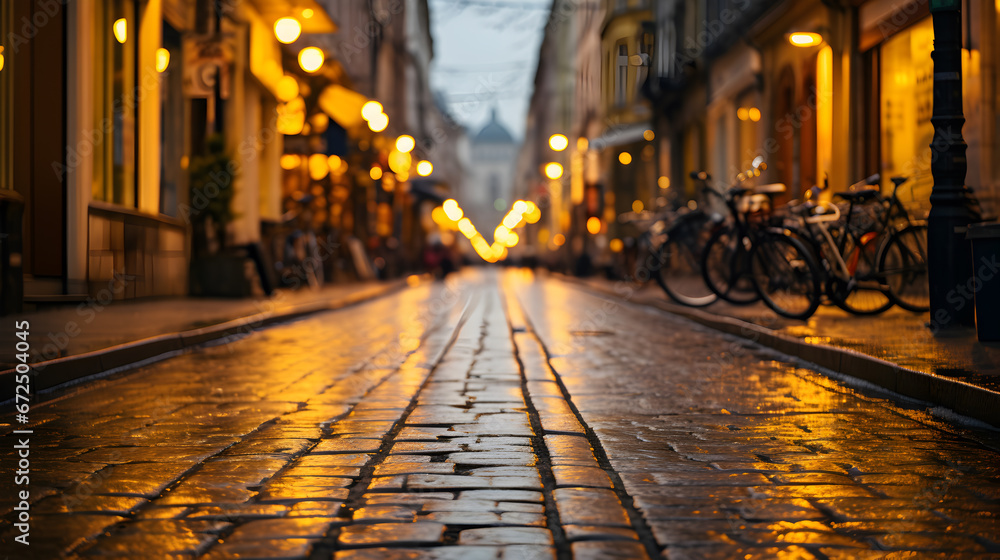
[{"xmin": 2, "ymin": 269, "xmax": 1000, "ymax": 559}]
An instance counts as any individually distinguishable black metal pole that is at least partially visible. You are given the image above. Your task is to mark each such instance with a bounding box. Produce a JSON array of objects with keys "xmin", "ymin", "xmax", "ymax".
[{"xmin": 927, "ymin": 0, "xmax": 980, "ymax": 330}]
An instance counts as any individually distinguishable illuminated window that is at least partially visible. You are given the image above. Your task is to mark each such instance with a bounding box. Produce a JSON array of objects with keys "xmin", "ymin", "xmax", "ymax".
[
  {"xmin": 93, "ymin": 0, "xmax": 137, "ymax": 207},
  {"xmin": 879, "ymin": 17, "xmax": 934, "ymax": 206}
]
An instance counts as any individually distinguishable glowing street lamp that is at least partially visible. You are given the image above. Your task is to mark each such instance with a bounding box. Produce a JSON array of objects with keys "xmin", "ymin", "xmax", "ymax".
[
  {"xmin": 367, "ymin": 112, "xmax": 389, "ymax": 132},
  {"xmin": 544, "ymin": 162, "xmax": 563, "ymax": 180},
  {"xmin": 788, "ymin": 32, "xmax": 823, "ymax": 47},
  {"xmin": 442, "ymin": 199, "xmax": 463, "ymax": 221},
  {"xmin": 276, "ymin": 75, "xmax": 299, "ymax": 102},
  {"xmin": 370, "ymin": 166, "xmax": 383, "ymax": 180},
  {"xmin": 298, "ymin": 47, "xmax": 324, "ymax": 73},
  {"xmin": 113, "ymin": 18, "xmax": 127, "ymax": 43},
  {"xmin": 362, "ymin": 101, "xmax": 383, "ymax": 121},
  {"xmin": 274, "ymin": 17, "xmax": 302, "ymax": 44},
  {"xmin": 155, "ymin": 48, "xmax": 170, "ymax": 72},
  {"xmin": 395, "ymin": 135, "xmax": 415, "ymax": 153},
  {"xmin": 548, "ymin": 134, "xmax": 568, "ymax": 151},
  {"xmin": 416, "ymin": 160, "xmax": 433, "ymax": 176}
]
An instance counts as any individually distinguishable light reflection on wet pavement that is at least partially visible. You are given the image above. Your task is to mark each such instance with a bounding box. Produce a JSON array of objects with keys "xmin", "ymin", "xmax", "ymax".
[
  {"xmin": 576, "ymin": 276, "xmax": 1000, "ymax": 393},
  {"xmin": 0, "ymin": 268, "xmax": 998, "ymax": 559}
]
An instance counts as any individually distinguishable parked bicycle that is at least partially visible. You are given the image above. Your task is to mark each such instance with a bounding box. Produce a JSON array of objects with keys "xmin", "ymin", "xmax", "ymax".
[{"xmin": 621, "ymin": 201, "xmax": 720, "ymax": 307}]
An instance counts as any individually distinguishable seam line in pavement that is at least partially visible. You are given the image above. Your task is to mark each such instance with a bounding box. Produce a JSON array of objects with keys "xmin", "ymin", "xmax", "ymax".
[
  {"xmin": 308, "ymin": 294, "xmax": 476, "ymax": 557},
  {"xmin": 69, "ymin": 289, "xmax": 471, "ymax": 559},
  {"xmin": 507, "ymin": 289, "xmax": 664, "ymax": 560},
  {"xmin": 499, "ymin": 289, "xmax": 571, "ymax": 560}
]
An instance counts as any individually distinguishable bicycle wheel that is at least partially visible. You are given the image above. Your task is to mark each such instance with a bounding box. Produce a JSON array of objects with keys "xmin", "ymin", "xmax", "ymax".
[
  {"xmin": 701, "ymin": 225, "xmax": 760, "ymax": 304},
  {"xmin": 656, "ymin": 235, "xmax": 718, "ymax": 307},
  {"xmin": 831, "ymin": 232, "xmax": 894, "ymax": 315},
  {"xmin": 630, "ymin": 233, "xmax": 660, "ymax": 286},
  {"xmin": 750, "ymin": 233, "xmax": 822, "ymax": 320},
  {"xmin": 878, "ymin": 225, "xmax": 929, "ymax": 312}
]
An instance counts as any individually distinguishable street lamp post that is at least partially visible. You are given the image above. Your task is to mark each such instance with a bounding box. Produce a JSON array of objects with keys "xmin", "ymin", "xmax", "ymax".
[{"xmin": 927, "ymin": 0, "xmax": 980, "ymax": 329}]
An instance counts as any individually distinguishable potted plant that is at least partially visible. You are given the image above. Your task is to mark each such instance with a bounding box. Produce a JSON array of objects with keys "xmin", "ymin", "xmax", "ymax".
[{"xmin": 188, "ymin": 134, "xmax": 255, "ymax": 297}]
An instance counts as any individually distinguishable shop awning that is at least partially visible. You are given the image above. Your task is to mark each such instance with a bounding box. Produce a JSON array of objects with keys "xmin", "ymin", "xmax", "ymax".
[
  {"xmin": 317, "ymin": 84, "xmax": 368, "ymax": 131},
  {"xmin": 589, "ymin": 122, "xmax": 651, "ymax": 151}
]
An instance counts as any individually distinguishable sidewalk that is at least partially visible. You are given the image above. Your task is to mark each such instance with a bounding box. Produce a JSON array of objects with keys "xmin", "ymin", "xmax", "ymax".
[
  {"xmin": 559, "ymin": 272, "xmax": 1000, "ymax": 425},
  {"xmin": 2, "ymin": 278, "xmax": 413, "ymax": 399}
]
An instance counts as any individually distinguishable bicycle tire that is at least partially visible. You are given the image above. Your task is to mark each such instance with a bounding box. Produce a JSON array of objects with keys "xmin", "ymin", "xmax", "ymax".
[
  {"xmin": 878, "ymin": 224, "xmax": 929, "ymax": 312},
  {"xmin": 656, "ymin": 236, "xmax": 718, "ymax": 307},
  {"xmin": 831, "ymin": 232, "xmax": 894, "ymax": 315},
  {"xmin": 750, "ymin": 232, "xmax": 822, "ymax": 320},
  {"xmin": 701, "ymin": 225, "xmax": 760, "ymax": 305}
]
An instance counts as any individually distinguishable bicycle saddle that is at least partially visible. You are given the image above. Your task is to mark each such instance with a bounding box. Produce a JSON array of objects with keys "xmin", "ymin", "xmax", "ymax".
[
  {"xmin": 834, "ymin": 189, "xmax": 880, "ymax": 201},
  {"xmin": 891, "ymin": 176, "xmax": 907, "ymax": 187}
]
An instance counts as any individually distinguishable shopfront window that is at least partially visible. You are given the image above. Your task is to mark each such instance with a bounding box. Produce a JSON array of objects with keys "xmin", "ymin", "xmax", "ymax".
[
  {"xmin": 880, "ymin": 16, "xmax": 934, "ymax": 208},
  {"xmin": 93, "ymin": 0, "xmax": 137, "ymax": 207}
]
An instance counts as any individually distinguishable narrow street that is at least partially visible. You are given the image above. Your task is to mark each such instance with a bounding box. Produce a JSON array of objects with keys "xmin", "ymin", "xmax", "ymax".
[{"xmin": 3, "ymin": 269, "xmax": 1000, "ymax": 559}]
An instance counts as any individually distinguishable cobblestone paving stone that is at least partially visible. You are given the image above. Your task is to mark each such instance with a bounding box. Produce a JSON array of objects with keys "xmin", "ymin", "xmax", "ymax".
[
  {"xmin": 2, "ymin": 269, "xmax": 1000, "ymax": 559},
  {"xmin": 506, "ymin": 270, "xmax": 1000, "ymax": 559}
]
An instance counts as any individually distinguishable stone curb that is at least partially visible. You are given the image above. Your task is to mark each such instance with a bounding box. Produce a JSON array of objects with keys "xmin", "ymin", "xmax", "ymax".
[
  {"xmin": 1, "ymin": 280, "xmax": 413, "ymax": 404},
  {"xmin": 556, "ymin": 274, "xmax": 1000, "ymax": 428}
]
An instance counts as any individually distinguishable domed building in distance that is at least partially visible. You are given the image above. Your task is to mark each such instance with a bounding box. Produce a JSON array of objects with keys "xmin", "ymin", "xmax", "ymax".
[{"xmin": 466, "ymin": 107, "xmax": 519, "ymax": 234}]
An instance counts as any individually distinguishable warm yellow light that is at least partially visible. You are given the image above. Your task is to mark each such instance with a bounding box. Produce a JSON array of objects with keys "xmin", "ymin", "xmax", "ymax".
[
  {"xmin": 114, "ymin": 18, "xmax": 127, "ymax": 43},
  {"xmin": 396, "ymin": 171, "xmax": 409, "ymax": 182},
  {"xmin": 587, "ymin": 216, "xmax": 601, "ymax": 235},
  {"xmin": 432, "ymin": 206, "xmax": 449, "ymax": 227},
  {"xmin": 396, "ymin": 135, "xmax": 415, "ymax": 153},
  {"xmin": 610, "ymin": 238, "xmax": 624, "ymax": 253},
  {"xmin": 643, "ymin": 129, "xmax": 655, "ymax": 141},
  {"xmin": 442, "ymin": 199, "xmax": 463, "ymax": 222},
  {"xmin": 368, "ymin": 112, "xmax": 389, "ymax": 132},
  {"xmin": 549, "ymin": 134, "xmax": 568, "ymax": 151},
  {"xmin": 276, "ymin": 75, "xmax": 299, "ymax": 102},
  {"xmin": 388, "ymin": 150, "xmax": 412, "ymax": 174},
  {"xmin": 512, "ymin": 200, "xmax": 528, "ymax": 215},
  {"xmin": 370, "ymin": 166, "xmax": 383, "ymax": 180},
  {"xmin": 748, "ymin": 107, "xmax": 761, "ymax": 122},
  {"xmin": 618, "ymin": 152, "xmax": 632, "ymax": 165},
  {"xmin": 0, "ymin": 46, "xmax": 5, "ymax": 72},
  {"xmin": 362, "ymin": 101, "xmax": 383, "ymax": 121},
  {"xmin": 504, "ymin": 231, "xmax": 519, "ymax": 248},
  {"xmin": 658, "ymin": 176, "xmax": 670, "ymax": 189},
  {"xmin": 327, "ymin": 155, "xmax": 342, "ymax": 173},
  {"xmin": 577, "ymin": 137, "xmax": 589, "ymax": 150},
  {"xmin": 544, "ymin": 162, "xmax": 563, "ymax": 180},
  {"xmin": 457, "ymin": 217, "xmax": 477, "ymax": 238},
  {"xmin": 416, "ymin": 160, "xmax": 433, "ymax": 176},
  {"xmin": 155, "ymin": 48, "xmax": 170, "ymax": 73},
  {"xmin": 308, "ymin": 153, "xmax": 329, "ymax": 180},
  {"xmin": 302, "ymin": 8, "xmax": 315, "ymax": 19},
  {"xmin": 311, "ymin": 113, "xmax": 329, "ymax": 133},
  {"xmin": 789, "ymin": 32, "xmax": 823, "ymax": 47},
  {"xmin": 298, "ymin": 47, "xmax": 324, "ymax": 73},
  {"xmin": 553, "ymin": 234, "xmax": 566, "ymax": 247},
  {"xmin": 524, "ymin": 202, "xmax": 541, "ymax": 224},
  {"xmin": 280, "ymin": 154, "xmax": 301, "ymax": 170},
  {"xmin": 494, "ymin": 225, "xmax": 511, "ymax": 244},
  {"xmin": 737, "ymin": 107, "xmax": 749, "ymax": 121},
  {"xmin": 502, "ymin": 212, "xmax": 522, "ymax": 230},
  {"xmin": 632, "ymin": 200, "xmax": 644, "ymax": 213},
  {"xmin": 274, "ymin": 17, "xmax": 302, "ymax": 44}
]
